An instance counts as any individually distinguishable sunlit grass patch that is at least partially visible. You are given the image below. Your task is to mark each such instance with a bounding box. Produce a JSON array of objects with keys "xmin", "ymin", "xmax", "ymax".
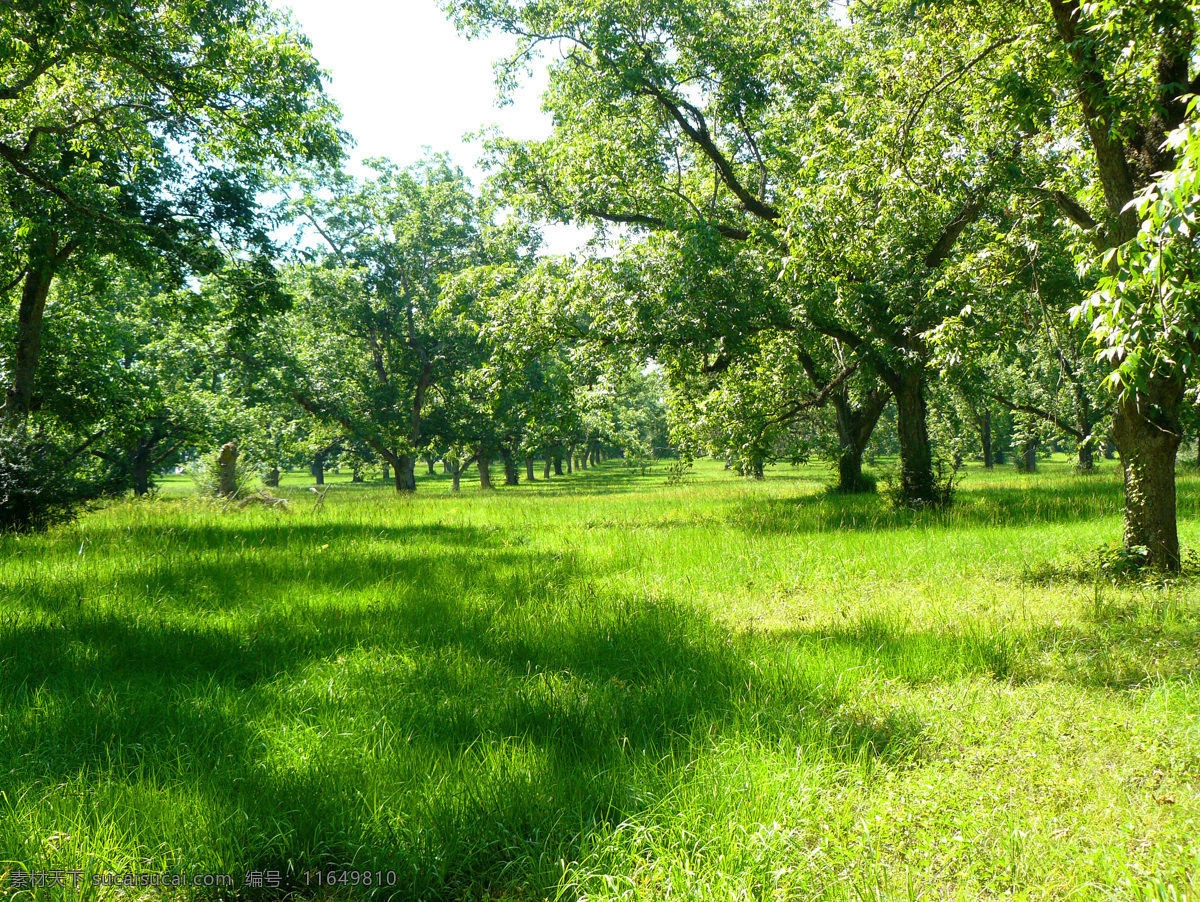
[{"xmin": 0, "ymin": 458, "xmax": 1197, "ymax": 899}]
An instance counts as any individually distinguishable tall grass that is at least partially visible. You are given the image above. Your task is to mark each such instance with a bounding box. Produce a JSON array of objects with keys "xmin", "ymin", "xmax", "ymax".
[{"xmin": 0, "ymin": 457, "xmax": 1197, "ymax": 900}]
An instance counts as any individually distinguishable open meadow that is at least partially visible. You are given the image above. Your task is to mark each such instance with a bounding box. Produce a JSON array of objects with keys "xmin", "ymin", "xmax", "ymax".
[{"xmin": 1, "ymin": 459, "xmax": 1198, "ymax": 901}]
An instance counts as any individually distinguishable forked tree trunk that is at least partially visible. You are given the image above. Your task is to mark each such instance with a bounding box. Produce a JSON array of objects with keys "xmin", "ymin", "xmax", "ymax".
[
  {"xmin": 525, "ymin": 456, "xmax": 536, "ymax": 481},
  {"xmin": 832, "ymin": 387, "xmax": 887, "ymax": 493},
  {"xmin": 1111, "ymin": 377, "xmax": 1184, "ymax": 571}
]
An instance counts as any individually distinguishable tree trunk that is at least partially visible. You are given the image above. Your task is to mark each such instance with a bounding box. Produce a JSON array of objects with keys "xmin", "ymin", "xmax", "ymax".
[
  {"xmin": 543, "ymin": 457, "xmax": 552, "ymax": 479},
  {"xmin": 889, "ymin": 368, "xmax": 938, "ymax": 508},
  {"xmin": 218, "ymin": 442, "xmax": 239, "ymax": 498},
  {"xmin": 1022, "ymin": 440, "xmax": 1038, "ymax": 474},
  {"xmin": 131, "ymin": 444, "xmax": 152, "ymax": 497},
  {"xmin": 525, "ymin": 456, "xmax": 536, "ymax": 481},
  {"xmin": 832, "ymin": 386, "xmax": 887, "ymax": 493},
  {"xmin": 502, "ymin": 449, "xmax": 519, "ymax": 486},
  {"xmin": 567, "ymin": 444, "xmax": 574, "ymax": 474},
  {"xmin": 264, "ymin": 466, "xmax": 280, "ymax": 488},
  {"xmin": 352, "ymin": 467, "xmax": 364, "ymax": 483},
  {"xmin": 478, "ymin": 448, "xmax": 494, "ymax": 490},
  {"xmin": 1111, "ymin": 377, "xmax": 1184, "ymax": 571},
  {"xmin": 553, "ymin": 455, "xmax": 563, "ymax": 476},
  {"xmin": 452, "ymin": 464, "xmax": 462, "ymax": 492},
  {"xmin": 980, "ymin": 409, "xmax": 993, "ymax": 469},
  {"xmin": 444, "ymin": 460, "xmax": 451, "ymax": 474},
  {"xmin": 579, "ymin": 450, "xmax": 588, "ymax": 471},
  {"xmin": 312, "ymin": 453, "xmax": 325, "ymax": 485},
  {"xmin": 382, "ymin": 463, "xmax": 390, "ymax": 482},
  {"xmin": 395, "ymin": 455, "xmax": 416, "ymax": 492},
  {"xmin": 751, "ymin": 456, "xmax": 765, "ymax": 480},
  {"xmin": 5, "ymin": 252, "xmax": 56, "ymax": 420},
  {"xmin": 426, "ymin": 458, "xmax": 436, "ymax": 475}
]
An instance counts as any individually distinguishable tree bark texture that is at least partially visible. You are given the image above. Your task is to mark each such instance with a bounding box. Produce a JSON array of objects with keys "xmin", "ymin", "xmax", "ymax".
[
  {"xmin": 6, "ymin": 255, "xmax": 56, "ymax": 419},
  {"xmin": 1111, "ymin": 376, "xmax": 1184, "ymax": 570},
  {"xmin": 889, "ymin": 368, "xmax": 937, "ymax": 508}
]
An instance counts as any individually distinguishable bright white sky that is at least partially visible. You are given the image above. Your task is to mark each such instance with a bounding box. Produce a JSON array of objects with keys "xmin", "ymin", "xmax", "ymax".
[{"xmin": 273, "ymin": 0, "xmax": 591, "ymax": 254}]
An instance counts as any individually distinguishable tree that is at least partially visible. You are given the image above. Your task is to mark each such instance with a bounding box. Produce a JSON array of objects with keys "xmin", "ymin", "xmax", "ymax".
[
  {"xmin": 0, "ymin": 0, "xmax": 342, "ymax": 423},
  {"xmin": 443, "ymin": 0, "xmax": 1008, "ymax": 506},
  {"xmin": 877, "ymin": 0, "xmax": 1200, "ymax": 565},
  {"xmin": 284, "ymin": 157, "xmax": 538, "ymax": 492}
]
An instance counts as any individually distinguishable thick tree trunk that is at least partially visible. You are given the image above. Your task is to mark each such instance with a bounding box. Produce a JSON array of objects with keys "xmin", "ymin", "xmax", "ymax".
[
  {"xmin": 502, "ymin": 449, "xmax": 519, "ymax": 486},
  {"xmin": 890, "ymin": 369, "xmax": 938, "ymax": 508},
  {"xmin": 452, "ymin": 466, "xmax": 462, "ymax": 492},
  {"xmin": 218, "ymin": 442, "xmax": 239, "ymax": 498},
  {"xmin": 525, "ymin": 456, "xmax": 536, "ymax": 481},
  {"xmin": 566, "ymin": 444, "xmax": 574, "ymax": 474},
  {"xmin": 579, "ymin": 450, "xmax": 588, "ymax": 471},
  {"xmin": 1111, "ymin": 377, "xmax": 1184, "ymax": 570},
  {"xmin": 543, "ymin": 457, "xmax": 552, "ymax": 479},
  {"xmin": 5, "ymin": 254, "xmax": 56, "ymax": 420},
  {"xmin": 264, "ymin": 466, "xmax": 280, "ymax": 488},
  {"xmin": 395, "ymin": 455, "xmax": 416, "ymax": 492},
  {"xmin": 751, "ymin": 456, "xmax": 765, "ymax": 480},
  {"xmin": 478, "ymin": 449, "xmax": 494, "ymax": 490},
  {"xmin": 312, "ymin": 453, "xmax": 325, "ymax": 485},
  {"xmin": 553, "ymin": 455, "xmax": 563, "ymax": 476},
  {"xmin": 131, "ymin": 445, "xmax": 152, "ymax": 497},
  {"xmin": 426, "ymin": 458, "xmax": 436, "ymax": 475}
]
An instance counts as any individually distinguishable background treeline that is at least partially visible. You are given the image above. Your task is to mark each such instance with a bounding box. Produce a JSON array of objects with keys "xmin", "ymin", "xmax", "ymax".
[{"xmin": 3, "ymin": 0, "xmax": 1200, "ymax": 569}]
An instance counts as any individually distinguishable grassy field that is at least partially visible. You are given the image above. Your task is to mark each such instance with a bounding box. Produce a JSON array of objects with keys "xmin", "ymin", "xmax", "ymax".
[{"xmin": 1, "ymin": 457, "xmax": 1198, "ymax": 900}]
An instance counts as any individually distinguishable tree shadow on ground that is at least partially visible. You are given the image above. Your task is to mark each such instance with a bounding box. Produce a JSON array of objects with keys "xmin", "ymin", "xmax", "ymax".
[
  {"xmin": 0, "ymin": 542, "xmax": 926, "ymax": 900},
  {"xmin": 729, "ymin": 479, "xmax": 1136, "ymax": 535}
]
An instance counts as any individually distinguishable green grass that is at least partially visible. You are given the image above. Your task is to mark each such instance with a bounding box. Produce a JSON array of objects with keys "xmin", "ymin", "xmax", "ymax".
[{"xmin": 1, "ymin": 457, "xmax": 1198, "ymax": 900}]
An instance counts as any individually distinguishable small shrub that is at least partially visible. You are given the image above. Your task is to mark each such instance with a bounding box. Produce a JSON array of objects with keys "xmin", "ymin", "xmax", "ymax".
[
  {"xmin": 187, "ymin": 446, "xmax": 253, "ymax": 498},
  {"xmin": 0, "ymin": 431, "xmax": 103, "ymax": 533}
]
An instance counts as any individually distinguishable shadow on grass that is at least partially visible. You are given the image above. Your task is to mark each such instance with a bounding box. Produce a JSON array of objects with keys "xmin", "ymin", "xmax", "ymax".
[
  {"xmin": 729, "ymin": 478, "xmax": 1134, "ymax": 534},
  {"xmin": 0, "ymin": 541, "xmax": 926, "ymax": 900}
]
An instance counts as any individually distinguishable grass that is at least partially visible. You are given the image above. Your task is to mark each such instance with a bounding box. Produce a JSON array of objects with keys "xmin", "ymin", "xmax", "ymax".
[{"xmin": 1, "ymin": 456, "xmax": 1198, "ymax": 900}]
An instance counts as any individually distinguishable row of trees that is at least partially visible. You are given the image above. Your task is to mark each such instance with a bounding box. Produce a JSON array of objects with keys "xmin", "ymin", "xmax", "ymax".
[
  {"xmin": 439, "ymin": 0, "xmax": 1200, "ymax": 569},
  {"xmin": 3, "ymin": 0, "xmax": 1199, "ymax": 571}
]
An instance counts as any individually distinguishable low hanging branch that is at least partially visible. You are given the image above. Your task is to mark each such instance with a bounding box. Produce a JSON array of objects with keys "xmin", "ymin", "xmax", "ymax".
[
  {"xmin": 752, "ymin": 359, "xmax": 861, "ymax": 446},
  {"xmin": 987, "ymin": 392, "xmax": 1085, "ymax": 441}
]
